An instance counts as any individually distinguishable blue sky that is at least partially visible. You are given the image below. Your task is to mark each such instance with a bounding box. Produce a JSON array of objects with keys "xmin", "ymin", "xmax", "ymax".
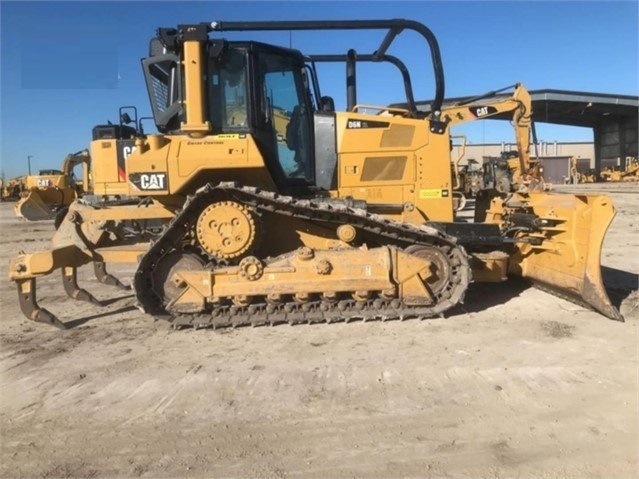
[{"xmin": 1, "ymin": 0, "xmax": 637, "ymax": 179}]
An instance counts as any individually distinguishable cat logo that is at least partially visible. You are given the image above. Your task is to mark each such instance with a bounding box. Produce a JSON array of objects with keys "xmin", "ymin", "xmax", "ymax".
[
  {"xmin": 122, "ymin": 145, "xmax": 137, "ymax": 159},
  {"xmin": 469, "ymin": 105, "xmax": 497, "ymax": 118},
  {"xmin": 129, "ymin": 172, "xmax": 167, "ymax": 191},
  {"xmin": 140, "ymin": 173, "xmax": 166, "ymax": 190}
]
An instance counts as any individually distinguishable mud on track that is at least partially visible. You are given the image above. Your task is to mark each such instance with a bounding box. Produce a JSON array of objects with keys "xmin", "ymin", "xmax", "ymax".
[{"xmin": 1, "ymin": 182, "xmax": 637, "ymax": 478}]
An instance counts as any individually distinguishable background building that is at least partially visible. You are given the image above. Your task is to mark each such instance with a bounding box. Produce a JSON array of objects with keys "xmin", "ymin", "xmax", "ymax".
[{"xmin": 451, "ymin": 141, "xmax": 596, "ymax": 184}]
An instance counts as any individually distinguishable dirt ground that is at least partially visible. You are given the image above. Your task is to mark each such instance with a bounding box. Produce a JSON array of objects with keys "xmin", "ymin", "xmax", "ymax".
[{"xmin": 0, "ymin": 182, "xmax": 637, "ymax": 479}]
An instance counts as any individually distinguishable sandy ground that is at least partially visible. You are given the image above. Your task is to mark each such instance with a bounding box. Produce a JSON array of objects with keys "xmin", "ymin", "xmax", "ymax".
[{"xmin": 0, "ymin": 183, "xmax": 637, "ymax": 478}]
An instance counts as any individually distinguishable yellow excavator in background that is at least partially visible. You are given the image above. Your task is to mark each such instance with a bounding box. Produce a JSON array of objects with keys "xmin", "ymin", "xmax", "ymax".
[
  {"xmin": 8, "ymin": 19, "xmax": 622, "ymax": 329},
  {"xmin": 13, "ymin": 150, "xmax": 89, "ymax": 222}
]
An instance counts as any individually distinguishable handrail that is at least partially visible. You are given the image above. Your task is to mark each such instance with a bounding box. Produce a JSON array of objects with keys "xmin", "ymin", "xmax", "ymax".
[
  {"xmin": 309, "ymin": 53, "xmax": 418, "ymax": 117},
  {"xmin": 206, "ymin": 19, "xmax": 445, "ymax": 116}
]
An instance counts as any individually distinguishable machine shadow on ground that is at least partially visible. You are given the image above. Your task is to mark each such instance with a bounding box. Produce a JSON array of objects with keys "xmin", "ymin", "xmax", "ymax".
[
  {"xmin": 601, "ymin": 266, "xmax": 638, "ymax": 309},
  {"xmin": 63, "ymin": 305, "xmax": 137, "ymax": 329},
  {"xmin": 447, "ymin": 278, "xmax": 530, "ymax": 317}
]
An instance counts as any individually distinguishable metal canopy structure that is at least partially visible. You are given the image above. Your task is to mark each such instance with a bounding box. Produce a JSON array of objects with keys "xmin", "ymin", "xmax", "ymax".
[
  {"xmin": 402, "ymin": 89, "xmax": 638, "ymax": 168},
  {"xmin": 525, "ymin": 90, "xmax": 638, "ymax": 128},
  {"xmin": 404, "ymin": 89, "xmax": 638, "ymax": 127}
]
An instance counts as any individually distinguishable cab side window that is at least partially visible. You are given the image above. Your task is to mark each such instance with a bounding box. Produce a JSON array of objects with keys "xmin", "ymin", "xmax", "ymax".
[{"xmin": 209, "ymin": 49, "xmax": 249, "ymax": 132}]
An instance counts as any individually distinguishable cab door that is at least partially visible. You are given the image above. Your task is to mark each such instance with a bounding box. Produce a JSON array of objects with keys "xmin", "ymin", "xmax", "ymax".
[{"xmin": 251, "ymin": 46, "xmax": 315, "ymax": 193}]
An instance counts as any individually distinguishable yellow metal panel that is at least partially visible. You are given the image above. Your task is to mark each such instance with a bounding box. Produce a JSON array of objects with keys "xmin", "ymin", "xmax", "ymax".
[
  {"xmin": 175, "ymin": 247, "xmax": 394, "ymax": 300},
  {"xmin": 90, "ymin": 140, "xmax": 120, "ymax": 184},
  {"xmin": 338, "ymin": 186, "xmax": 403, "ymax": 207},
  {"xmin": 161, "ymin": 134, "xmax": 275, "ymax": 194},
  {"xmin": 413, "ymin": 136, "xmax": 454, "ymax": 222},
  {"xmin": 124, "ymin": 138, "xmax": 172, "ymax": 195},
  {"xmin": 94, "ymin": 243, "xmax": 151, "ymax": 263},
  {"xmin": 175, "ymin": 135, "xmax": 259, "ymax": 177},
  {"xmin": 334, "ymin": 110, "xmax": 454, "ymax": 223},
  {"xmin": 335, "ymin": 112, "xmax": 428, "ymax": 153}
]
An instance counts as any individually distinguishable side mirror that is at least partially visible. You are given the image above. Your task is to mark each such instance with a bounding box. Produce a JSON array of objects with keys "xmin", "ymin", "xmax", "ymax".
[{"xmin": 121, "ymin": 112, "xmax": 133, "ymax": 124}]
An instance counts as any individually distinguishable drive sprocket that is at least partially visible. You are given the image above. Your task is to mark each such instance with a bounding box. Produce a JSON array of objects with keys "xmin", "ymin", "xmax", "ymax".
[{"xmin": 195, "ymin": 201, "xmax": 257, "ymax": 260}]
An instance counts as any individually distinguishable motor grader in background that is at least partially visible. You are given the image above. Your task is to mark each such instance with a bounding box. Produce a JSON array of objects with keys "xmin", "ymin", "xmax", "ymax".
[{"xmin": 8, "ymin": 19, "xmax": 622, "ymax": 330}]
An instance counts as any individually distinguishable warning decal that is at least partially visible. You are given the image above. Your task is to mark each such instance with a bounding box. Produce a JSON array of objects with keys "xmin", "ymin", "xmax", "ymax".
[{"xmin": 419, "ymin": 189, "xmax": 450, "ymax": 199}]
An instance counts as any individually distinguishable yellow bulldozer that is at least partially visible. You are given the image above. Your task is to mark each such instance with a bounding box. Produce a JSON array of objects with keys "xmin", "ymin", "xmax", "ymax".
[
  {"xmin": 8, "ymin": 19, "xmax": 622, "ymax": 329},
  {"xmin": 600, "ymin": 157, "xmax": 639, "ymax": 182},
  {"xmin": 623, "ymin": 157, "xmax": 639, "ymax": 181}
]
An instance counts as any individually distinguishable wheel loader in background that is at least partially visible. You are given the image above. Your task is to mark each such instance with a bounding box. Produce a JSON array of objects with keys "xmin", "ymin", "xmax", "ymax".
[{"xmin": 8, "ymin": 19, "xmax": 623, "ymax": 329}]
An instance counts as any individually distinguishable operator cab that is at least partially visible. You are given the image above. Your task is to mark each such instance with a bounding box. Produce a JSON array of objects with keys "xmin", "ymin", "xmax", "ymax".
[
  {"xmin": 209, "ymin": 41, "xmax": 316, "ymax": 188},
  {"xmin": 143, "ymin": 36, "xmax": 330, "ymax": 194}
]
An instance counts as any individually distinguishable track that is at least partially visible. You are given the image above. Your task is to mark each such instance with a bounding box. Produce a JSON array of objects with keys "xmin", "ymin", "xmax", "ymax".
[{"xmin": 134, "ymin": 183, "xmax": 471, "ymax": 329}]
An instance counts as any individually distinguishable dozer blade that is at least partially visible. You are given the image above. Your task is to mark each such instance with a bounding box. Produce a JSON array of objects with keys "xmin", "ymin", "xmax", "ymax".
[
  {"xmin": 509, "ymin": 193, "xmax": 623, "ymax": 321},
  {"xmin": 14, "ymin": 191, "xmax": 56, "ymax": 221}
]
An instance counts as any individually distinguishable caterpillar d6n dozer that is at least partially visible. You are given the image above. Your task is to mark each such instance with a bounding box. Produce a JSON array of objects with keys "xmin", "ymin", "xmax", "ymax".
[{"xmin": 8, "ymin": 19, "xmax": 623, "ymax": 329}]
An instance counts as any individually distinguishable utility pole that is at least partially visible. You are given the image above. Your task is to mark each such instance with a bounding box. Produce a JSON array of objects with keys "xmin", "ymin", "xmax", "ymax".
[{"xmin": 27, "ymin": 155, "xmax": 33, "ymax": 175}]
